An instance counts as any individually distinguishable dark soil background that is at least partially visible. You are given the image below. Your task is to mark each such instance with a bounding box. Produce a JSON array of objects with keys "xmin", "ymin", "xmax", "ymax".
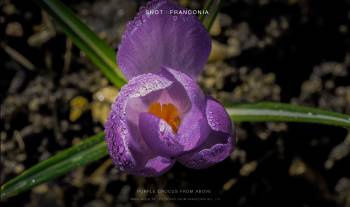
[{"xmin": 1, "ymin": 0, "xmax": 350, "ymax": 206}]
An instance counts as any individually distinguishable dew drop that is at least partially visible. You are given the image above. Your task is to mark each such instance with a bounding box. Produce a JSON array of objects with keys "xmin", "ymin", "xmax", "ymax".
[{"xmin": 159, "ymin": 122, "xmax": 166, "ymax": 135}]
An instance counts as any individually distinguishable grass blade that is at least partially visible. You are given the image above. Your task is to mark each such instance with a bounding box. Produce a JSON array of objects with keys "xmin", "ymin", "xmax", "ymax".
[
  {"xmin": 36, "ymin": 0, "xmax": 126, "ymax": 88},
  {"xmin": 226, "ymin": 102, "xmax": 350, "ymax": 128},
  {"xmin": 200, "ymin": 0, "xmax": 221, "ymax": 30},
  {"xmin": 199, "ymin": 0, "xmax": 214, "ymax": 22},
  {"xmin": 0, "ymin": 132, "xmax": 108, "ymax": 200}
]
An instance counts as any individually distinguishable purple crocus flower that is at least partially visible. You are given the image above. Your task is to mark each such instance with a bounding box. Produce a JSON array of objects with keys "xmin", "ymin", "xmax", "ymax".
[{"xmin": 105, "ymin": 0, "xmax": 235, "ymax": 176}]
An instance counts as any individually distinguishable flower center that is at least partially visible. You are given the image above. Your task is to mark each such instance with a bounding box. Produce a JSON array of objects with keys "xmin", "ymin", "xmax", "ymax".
[{"xmin": 148, "ymin": 102, "xmax": 181, "ymax": 133}]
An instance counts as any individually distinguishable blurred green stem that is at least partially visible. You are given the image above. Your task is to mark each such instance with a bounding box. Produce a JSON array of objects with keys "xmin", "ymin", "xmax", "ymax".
[
  {"xmin": 36, "ymin": 0, "xmax": 127, "ymax": 88},
  {"xmin": 227, "ymin": 102, "xmax": 350, "ymax": 128},
  {"xmin": 0, "ymin": 133, "xmax": 107, "ymax": 200},
  {"xmin": 201, "ymin": 0, "xmax": 221, "ymax": 31}
]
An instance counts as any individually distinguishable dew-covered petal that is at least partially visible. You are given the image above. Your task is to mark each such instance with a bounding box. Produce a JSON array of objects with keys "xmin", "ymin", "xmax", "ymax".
[
  {"xmin": 177, "ymin": 131, "xmax": 234, "ymax": 169},
  {"xmin": 132, "ymin": 156, "xmax": 175, "ymax": 177},
  {"xmin": 177, "ymin": 97, "xmax": 235, "ymax": 169},
  {"xmin": 138, "ymin": 78, "xmax": 191, "ymax": 115},
  {"xmin": 117, "ymin": 0, "xmax": 211, "ymax": 80},
  {"xmin": 176, "ymin": 109, "xmax": 211, "ymax": 151},
  {"xmin": 105, "ymin": 73, "xmax": 174, "ymax": 176},
  {"xmin": 161, "ymin": 67, "xmax": 211, "ymax": 151},
  {"xmin": 139, "ymin": 113, "xmax": 184, "ymax": 157},
  {"xmin": 205, "ymin": 96, "xmax": 232, "ymax": 133}
]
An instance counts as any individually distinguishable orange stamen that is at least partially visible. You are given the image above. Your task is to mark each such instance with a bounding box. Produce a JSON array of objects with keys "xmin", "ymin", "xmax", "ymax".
[{"xmin": 148, "ymin": 102, "xmax": 181, "ymax": 133}]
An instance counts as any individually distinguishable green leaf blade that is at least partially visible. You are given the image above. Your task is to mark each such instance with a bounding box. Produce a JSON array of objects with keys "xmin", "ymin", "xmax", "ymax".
[
  {"xmin": 0, "ymin": 132, "xmax": 108, "ymax": 200},
  {"xmin": 37, "ymin": 0, "xmax": 126, "ymax": 88},
  {"xmin": 227, "ymin": 102, "xmax": 350, "ymax": 128},
  {"xmin": 200, "ymin": 0, "xmax": 221, "ymax": 31}
]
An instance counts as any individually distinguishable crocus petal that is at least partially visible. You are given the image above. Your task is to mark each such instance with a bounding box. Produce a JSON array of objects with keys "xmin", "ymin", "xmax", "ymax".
[
  {"xmin": 138, "ymin": 67, "xmax": 212, "ymax": 157},
  {"xmin": 139, "ymin": 113, "xmax": 184, "ymax": 157},
  {"xmin": 105, "ymin": 73, "xmax": 174, "ymax": 176},
  {"xmin": 205, "ymin": 97, "xmax": 233, "ymax": 133},
  {"xmin": 138, "ymin": 77, "xmax": 191, "ymax": 115},
  {"xmin": 117, "ymin": 0, "xmax": 211, "ymax": 80},
  {"xmin": 160, "ymin": 67, "xmax": 211, "ymax": 151},
  {"xmin": 178, "ymin": 132, "xmax": 234, "ymax": 169},
  {"xmin": 133, "ymin": 156, "xmax": 175, "ymax": 177},
  {"xmin": 177, "ymin": 97, "xmax": 235, "ymax": 169}
]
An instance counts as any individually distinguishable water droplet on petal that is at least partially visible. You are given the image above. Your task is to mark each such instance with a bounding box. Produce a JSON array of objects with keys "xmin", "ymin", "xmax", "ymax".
[{"xmin": 159, "ymin": 122, "xmax": 167, "ymax": 135}]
